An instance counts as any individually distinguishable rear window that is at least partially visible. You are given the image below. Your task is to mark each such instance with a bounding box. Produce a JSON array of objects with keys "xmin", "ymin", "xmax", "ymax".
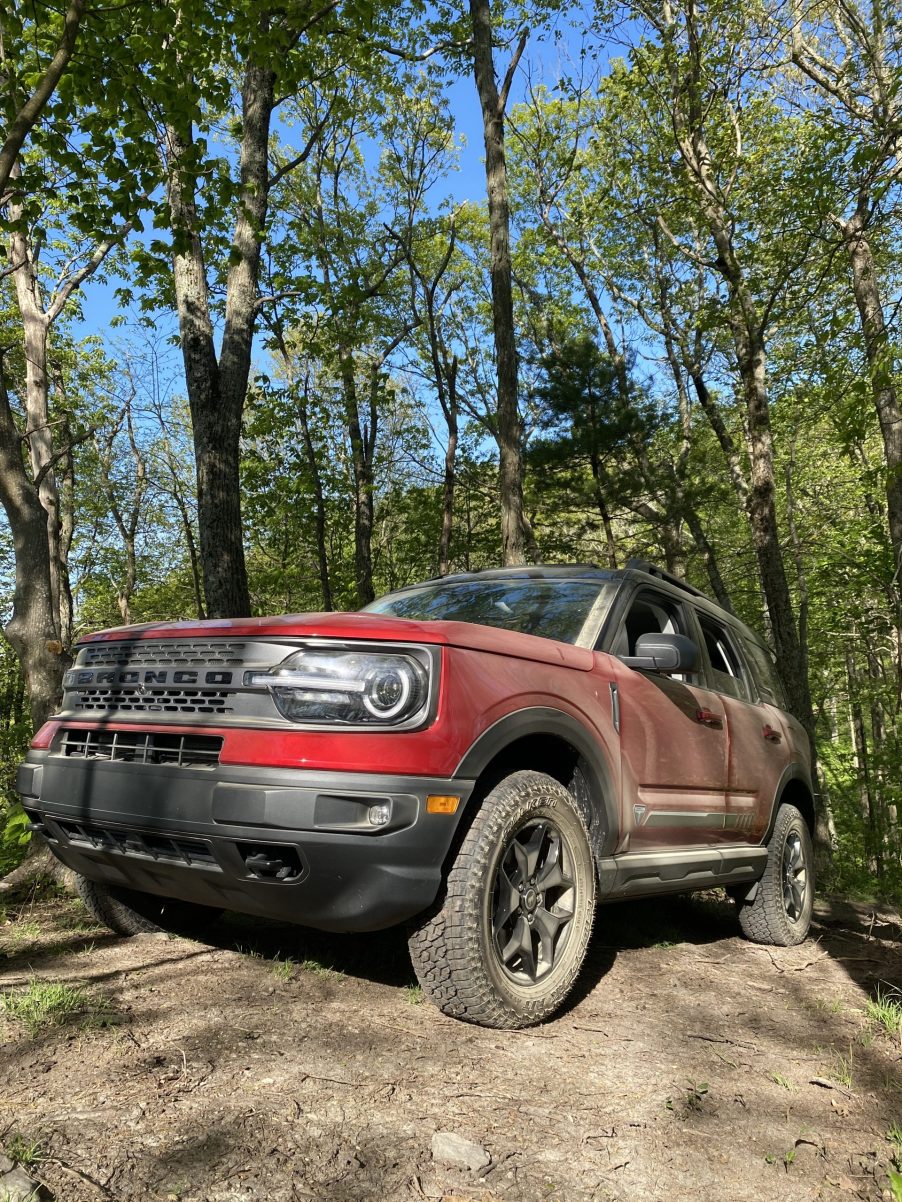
[
  {"xmin": 698, "ymin": 617, "xmax": 751, "ymax": 701},
  {"xmin": 365, "ymin": 579, "xmax": 615, "ymax": 645},
  {"xmin": 741, "ymin": 637, "xmax": 786, "ymax": 706}
]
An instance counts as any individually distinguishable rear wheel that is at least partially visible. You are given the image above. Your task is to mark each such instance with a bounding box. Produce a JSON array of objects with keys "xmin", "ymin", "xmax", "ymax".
[
  {"xmin": 408, "ymin": 770, "xmax": 596, "ymax": 1029},
  {"xmin": 76, "ymin": 875, "xmax": 220, "ymax": 937},
  {"xmin": 735, "ymin": 803, "xmax": 813, "ymax": 946}
]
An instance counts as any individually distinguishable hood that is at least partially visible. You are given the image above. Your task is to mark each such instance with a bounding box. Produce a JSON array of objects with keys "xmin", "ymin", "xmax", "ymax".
[{"xmin": 77, "ymin": 611, "xmax": 594, "ymax": 671}]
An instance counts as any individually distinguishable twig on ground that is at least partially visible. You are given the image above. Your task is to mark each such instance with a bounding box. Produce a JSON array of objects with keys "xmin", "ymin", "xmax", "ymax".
[
  {"xmin": 687, "ymin": 1032, "xmax": 760, "ymax": 1051},
  {"xmin": 44, "ymin": 1156, "xmax": 116, "ymax": 1198}
]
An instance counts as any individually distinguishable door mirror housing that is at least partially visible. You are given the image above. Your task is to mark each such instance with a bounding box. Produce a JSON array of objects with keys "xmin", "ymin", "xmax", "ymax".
[{"xmin": 621, "ymin": 633, "xmax": 699, "ymax": 674}]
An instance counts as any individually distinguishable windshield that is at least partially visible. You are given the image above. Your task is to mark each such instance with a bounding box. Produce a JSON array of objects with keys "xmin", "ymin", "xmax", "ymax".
[{"xmin": 365, "ymin": 578, "xmax": 617, "ymax": 646}]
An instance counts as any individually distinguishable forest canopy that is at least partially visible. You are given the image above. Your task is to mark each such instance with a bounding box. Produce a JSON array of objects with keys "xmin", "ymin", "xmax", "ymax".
[{"xmin": 1, "ymin": 0, "xmax": 900, "ymax": 897}]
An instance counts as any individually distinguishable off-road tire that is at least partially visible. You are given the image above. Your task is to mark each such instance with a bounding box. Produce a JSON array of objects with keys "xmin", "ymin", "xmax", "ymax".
[
  {"xmin": 76, "ymin": 875, "xmax": 220, "ymax": 937},
  {"xmin": 736, "ymin": 803, "xmax": 813, "ymax": 946},
  {"xmin": 408, "ymin": 770, "xmax": 596, "ymax": 1029}
]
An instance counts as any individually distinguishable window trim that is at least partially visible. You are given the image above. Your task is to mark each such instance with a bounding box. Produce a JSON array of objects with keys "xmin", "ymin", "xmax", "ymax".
[
  {"xmin": 603, "ymin": 586, "xmax": 702, "ymax": 685},
  {"xmin": 694, "ymin": 611, "xmax": 755, "ymax": 703}
]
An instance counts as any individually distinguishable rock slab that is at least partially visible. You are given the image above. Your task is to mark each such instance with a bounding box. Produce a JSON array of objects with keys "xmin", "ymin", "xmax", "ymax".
[
  {"xmin": 0, "ymin": 1153, "xmax": 52, "ymax": 1200},
  {"xmin": 431, "ymin": 1130, "xmax": 491, "ymax": 1172}
]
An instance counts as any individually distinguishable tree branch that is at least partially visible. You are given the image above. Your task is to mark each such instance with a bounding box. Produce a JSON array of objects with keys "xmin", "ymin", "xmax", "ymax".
[
  {"xmin": 268, "ymin": 98, "xmax": 337, "ymax": 189},
  {"xmin": 45, "ymin": 218, "xmax": 136, "ymax": 322},
  {"xmin": 498, "ymin": 28, "xmax": 529, "ymax": 116},
  {"xmin": 0, "ymin": 0, "xmax": 86, "ymax": 202}
]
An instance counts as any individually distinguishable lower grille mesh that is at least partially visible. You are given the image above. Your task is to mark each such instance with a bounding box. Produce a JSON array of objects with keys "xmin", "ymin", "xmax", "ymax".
[
  {"xmin": 55, "ymin": 820, "xmax": 217, "ymax": 867},
  {"xmin": 60, "ymin": 729, "xmax": 222, "ymax": 768}
]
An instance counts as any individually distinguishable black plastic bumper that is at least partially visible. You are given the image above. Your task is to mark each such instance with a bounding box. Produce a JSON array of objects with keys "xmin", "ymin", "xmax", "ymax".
[{"xmin": 17, "ymin": 752, "xmax": 474, "ymax": 932}]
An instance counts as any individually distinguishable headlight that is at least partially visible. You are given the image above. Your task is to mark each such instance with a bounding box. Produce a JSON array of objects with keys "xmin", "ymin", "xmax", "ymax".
[{"xmin": 245, "ymin": 646, "xmax": 431, "ymax": 727}]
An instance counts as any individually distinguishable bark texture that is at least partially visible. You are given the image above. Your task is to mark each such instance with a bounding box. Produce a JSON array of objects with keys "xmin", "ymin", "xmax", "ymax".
[
  {"xmin": 0, "ymin": 366, "xmax": 67, "ymax": 728},
  {"xmin": 165, "ymin": 54, "xmax": 276, "ymax": 618},
  {"xmin": 470, "ymin": 1, "xmax": 528, "ymax": 566},
  {"xmin": 840, "ymin": 207, "xmax": 902, "ymax": 593}
]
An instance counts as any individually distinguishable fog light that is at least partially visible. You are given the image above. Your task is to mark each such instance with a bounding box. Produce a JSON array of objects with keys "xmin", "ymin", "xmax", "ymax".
[{"xmin": 368, "ymin": 802, "xmax": 391, "ymax": 827}]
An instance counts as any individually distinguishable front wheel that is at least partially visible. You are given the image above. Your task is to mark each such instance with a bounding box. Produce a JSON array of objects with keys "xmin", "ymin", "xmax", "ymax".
[
  {"xmin": 736, "ymin": 803, "xmax": 814, "ymax": 946},
  {"xmin": 76, "ymin": 875, "xmax": 220, "ymax": 937},
  {"xmin": 408, "ymin": 770, "xmax": 596, "ymax": 1029}
]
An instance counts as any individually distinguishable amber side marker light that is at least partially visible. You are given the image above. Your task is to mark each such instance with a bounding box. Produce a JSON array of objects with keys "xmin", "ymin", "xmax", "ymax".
[
  {"xmin": 30, "ymin": 721, "xmax": 60, "ymax": 749},
  {"xmin": 426, "ymin": 795, "xmax": 460, "ymax": 815}
]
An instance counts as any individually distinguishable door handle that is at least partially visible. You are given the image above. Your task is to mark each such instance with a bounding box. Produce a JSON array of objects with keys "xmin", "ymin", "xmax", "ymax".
[
  {"xmin": 696, "ymin": 708, "xmax": 723, "ymax": 729},
  {"xmin": 763, "ymin": 724, "xmax": 782, "ymax": 743}
]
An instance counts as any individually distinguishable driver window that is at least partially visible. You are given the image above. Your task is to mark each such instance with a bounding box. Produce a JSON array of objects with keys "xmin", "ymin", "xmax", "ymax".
[{"xmin": 609, "ymin": 592, "xmax": 692, "ymax": 681}]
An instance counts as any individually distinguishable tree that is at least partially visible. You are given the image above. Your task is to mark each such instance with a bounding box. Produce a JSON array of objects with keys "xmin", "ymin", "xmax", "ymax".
[
  {"xmin": 154, "ymin": 3, "xmax": 351, "ymax": 618},
  {"xmin": 788, "ymin": 0, "xmax": 902, "ymax": 621},
  {"xmin": 0, "ymin": 0, "xmax": 159, "ymax": 721},
  {"xmin": 469, "ymin": 1, "xmax": 532, "ymax": 565},
  {"xmin": 0, "ymin": 0, "xmax": 85, "ymax": 201},
  {"xmin": 532, "ymin": 334, "xmax": 650, "ymax": 568},
  {"xmin": 589, "ymin": 2, "xmax": 817, "ymax": 741}
]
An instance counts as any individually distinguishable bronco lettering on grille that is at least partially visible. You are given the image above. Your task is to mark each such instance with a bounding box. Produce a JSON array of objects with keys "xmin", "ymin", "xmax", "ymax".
[{"xmin": 66, "ymin": 669, "xmax": 234, "ymax": 687}]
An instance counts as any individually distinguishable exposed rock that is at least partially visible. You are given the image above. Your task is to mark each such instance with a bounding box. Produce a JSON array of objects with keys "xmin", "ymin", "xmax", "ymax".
[
  {"xmin": 0, "ymin": 1158, "xmax": 53, "ymax": 1201},
  {"xmin": 431, "ymin": 1130, "xmax": 491, "ymax": 1173}
]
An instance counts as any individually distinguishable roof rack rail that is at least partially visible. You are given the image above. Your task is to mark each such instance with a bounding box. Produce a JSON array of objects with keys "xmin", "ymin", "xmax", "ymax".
[
  {"xmin": 624, "ymin": 558, "xmax": 708, "ymax": 599},
  {"xmin": 420, "ymin": 562, "xmax": 603, "ymax": 584}
]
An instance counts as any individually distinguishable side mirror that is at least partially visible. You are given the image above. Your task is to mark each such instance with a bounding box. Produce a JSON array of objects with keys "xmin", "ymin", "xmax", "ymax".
[{"xmin": 621, "ymin": 633, "xmax": 699, "ymax": 674}]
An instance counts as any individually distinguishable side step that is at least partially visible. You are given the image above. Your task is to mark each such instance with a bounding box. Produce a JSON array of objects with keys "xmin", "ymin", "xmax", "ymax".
[{"xmin": 598, "ymin": 846, "xmax": 768, "ymax": 900}]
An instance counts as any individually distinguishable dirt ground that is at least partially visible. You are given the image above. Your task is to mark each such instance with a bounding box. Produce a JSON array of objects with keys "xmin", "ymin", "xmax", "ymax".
[{"xmin": 0, "ymin": 887, "xmax": 900, "ymax": 1202}]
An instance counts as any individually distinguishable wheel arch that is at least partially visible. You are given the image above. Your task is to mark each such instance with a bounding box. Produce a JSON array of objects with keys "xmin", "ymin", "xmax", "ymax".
[
  {"xmin": 765, "ymin": 765, "xmax": 816, "ymax": 842},
  {"xmin": 454, "ymin": 707, "xmax": 618, "ymax": 869}
]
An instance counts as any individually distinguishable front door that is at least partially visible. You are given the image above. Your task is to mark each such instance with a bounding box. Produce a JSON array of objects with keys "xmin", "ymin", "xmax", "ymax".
[{"xmin": 603, "ymin": 589, "xmax": 729, "ymax": 852}]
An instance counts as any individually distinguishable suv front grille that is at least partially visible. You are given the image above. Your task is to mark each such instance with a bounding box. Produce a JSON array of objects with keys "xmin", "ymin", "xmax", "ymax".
[
  {"xmin": 54, "ymin": 820, "xmax": 217, "ymax": 866},
  {"xmin": 60, "ymin": 729, "xmax": 223, "ymax": 768},
  {"xmin": 81, "ymin": 640, "xmax": 247, "ymax": 667},
  {"xmin": 73, "ymin": 687, "xmax": 232, "ymax": 715}
]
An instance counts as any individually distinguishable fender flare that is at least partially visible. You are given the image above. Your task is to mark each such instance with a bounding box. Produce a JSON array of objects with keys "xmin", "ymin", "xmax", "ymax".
[
  {"xmin": 454, "ymin": 706, "xmax": 619, "ymax": 859},
  {"xmin": 762, "ymin": 761, "xmax": 817, "ymax": 844}
]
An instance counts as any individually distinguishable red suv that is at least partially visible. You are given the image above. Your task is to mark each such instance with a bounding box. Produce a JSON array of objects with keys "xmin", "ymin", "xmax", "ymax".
[{"xmin": 17, "ymin": 562, "xmax": 815, "ymax": 1028}]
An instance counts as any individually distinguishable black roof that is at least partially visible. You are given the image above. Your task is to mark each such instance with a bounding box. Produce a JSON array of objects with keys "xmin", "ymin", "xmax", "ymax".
[
  {"xmin": 407, "ymin": 560, "xmax": 708, "ymax": 600},
  {"xmin": 379, "ymin": 561, "xmax": 772, "ymax": 656}
]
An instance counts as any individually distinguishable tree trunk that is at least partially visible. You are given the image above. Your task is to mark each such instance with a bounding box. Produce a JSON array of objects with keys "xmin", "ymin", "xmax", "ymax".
[
  {"xmin": 338, "ymin": 346, "xmax": 375, "ymax": 606},
  {"xmin": 165, "ymin": 52, "xmax": 275, "ymax": 619},
  {"xmin": 846, "ymin": 649, "xmax": 880, "ymax": 876},
  {"xmin": 470, "ymin": 0, "xmax": 527, "ymax": 566},
  {"xmin": 683, "ymin": 508, "xmax": 732, "ymax": 611},
  {"xmin": 592, "ymin": 481, "xmax": 618, "ymax": 570},
  {"xmin": 174, "ymin": 491, "xmax": 206, "ymax": 620},
  {"xmin": 840, "ymin": 206, "xmax": 902, "ymax": 604},
  {"xmin": 439, "ymin": 417, "xmax": 458, "ymax": 577},
  {"xmin": 0, "ymin": 367, "xmax": 67, "ymax": 728},
  {"xmin": 296, "ymin": 380, "xmax": 334, "ymax": 611},
  {"xmin": 57, "ymin": 419, "xmax": 75, "ymax": 649},
  {"xmin": 9, "ymin": 223, "xmax": 66, "ymax": 642},
  {"xmin": 736, "ymin": 321, "xmax": 812, "ymax": 732}
]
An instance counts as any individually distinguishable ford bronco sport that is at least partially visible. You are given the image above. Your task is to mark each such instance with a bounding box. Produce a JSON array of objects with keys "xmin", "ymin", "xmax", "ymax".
[{"xmin": 17, "ymin": 561, "xmax": 815, "ymax": 1028}]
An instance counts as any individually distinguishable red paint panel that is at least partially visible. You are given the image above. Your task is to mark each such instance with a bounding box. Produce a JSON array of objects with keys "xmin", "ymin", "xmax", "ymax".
[
  {"xmin": 75, "ymin": 613, "xmax": 595, "ymax": 672},
  {"xmin": 721, "ymin": 697, "xmax": 792, "ymax": 841},
  {"xmin": 53, "ymin": 645, "xmax": 618, "ymax": 783},
  {"xmin": 611, "ymin": 659, "xmax": 729, "ymax": 850}
]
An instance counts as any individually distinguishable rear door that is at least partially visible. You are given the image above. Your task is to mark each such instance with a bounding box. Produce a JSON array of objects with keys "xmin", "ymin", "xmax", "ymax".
[
  {"xmin": 603, "ymin": 587, "xmax": 730, "ymax": 852},
  {"xmin": 693, "ymin": 612, "xmax": 788, "ymax": 843}
]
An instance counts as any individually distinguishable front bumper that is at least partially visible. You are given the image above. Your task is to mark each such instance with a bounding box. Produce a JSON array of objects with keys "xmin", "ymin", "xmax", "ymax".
[{"xmin": 17, "ymin": 750, "xmax": 474, "ymax": 932}]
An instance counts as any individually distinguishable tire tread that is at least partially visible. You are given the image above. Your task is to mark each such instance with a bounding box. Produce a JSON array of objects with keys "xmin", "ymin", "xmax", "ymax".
[
  {"xmin": 408, "ymin": 770, "xmax": 596, "ymax": 1029},
  {"xmin": 736, "ymin": 803, "xmax": 813, "ymax": 947}
]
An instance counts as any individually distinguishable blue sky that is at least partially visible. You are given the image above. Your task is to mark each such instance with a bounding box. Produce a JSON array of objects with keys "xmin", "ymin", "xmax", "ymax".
[{"xmin": 70, "ymin": 7, "xmax": 607, "ymax": 351}]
